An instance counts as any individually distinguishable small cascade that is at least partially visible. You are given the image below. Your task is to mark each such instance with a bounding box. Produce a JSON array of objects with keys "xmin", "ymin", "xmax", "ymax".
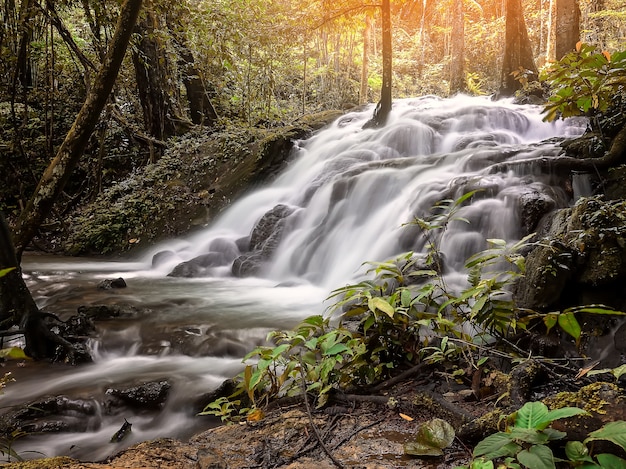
[
  {"xmin": 152, "ymin": 95, "xmax": 584, "ymax": 290},
  {"xmin": 7, "ymin": 95, "xmax": 586, "ymax": 462}
]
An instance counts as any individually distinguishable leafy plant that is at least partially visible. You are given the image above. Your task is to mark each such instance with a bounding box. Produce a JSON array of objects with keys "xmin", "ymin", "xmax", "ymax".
[
  {"xmin": 466, "ymin": 401, "xmax": 585, "ymax": 469},
  {"xmin": 541, "ymin": 42, "xmax": 626, "ymax": 126},
  {"xmin": 461, "ymin": 402, "xmax": 626, "ymax": 469}
]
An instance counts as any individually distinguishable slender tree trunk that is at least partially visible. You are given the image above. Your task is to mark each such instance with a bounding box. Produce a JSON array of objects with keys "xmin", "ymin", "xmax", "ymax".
[
  {"xmin": 555, "ymin": 0, "xmax": 580, "ymax": 59},
  {"xmin": 166, "ymin": 13, "xmax": 217, "ymax": 127},
  {"xmin": 14, "ymin": 0, "xmax": 35, "ymax": 90},
  {"xmin": 366, "ymin": 0, "xmax": 392, "ymax": 127},
  {"xmin": 359, "ymin": 14, "xmax": 372, "ymax": 105},
  {"xmin": 44, "ymin": 0, "xmax": 96, "ymax": 72},
  {"xmin": 499, "ymin": 0, "xmax": 538, "ymax": 96},
  {"xmin": 546, "ymin": 0, "xmax": 555, "ymax": 62},
  {"xmin": 449, "ymin": 0, "xmax": 465, "ymax": 94},
  {"xmin": 132, "ymin": 6, "xmax": 188, "ymax": 146},
  {"xmin": 12, "ymin": 0, "xmax": 143, "ymax": 259},
  {"xmin": 1, "ymin": 212, "xmax": 54, "ymax": 359}
]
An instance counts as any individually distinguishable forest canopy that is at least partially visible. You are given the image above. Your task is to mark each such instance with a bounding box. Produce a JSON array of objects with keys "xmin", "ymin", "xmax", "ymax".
[{"xmin": 0, "ymin": 0, "xmax": 624, "ymax": 220}]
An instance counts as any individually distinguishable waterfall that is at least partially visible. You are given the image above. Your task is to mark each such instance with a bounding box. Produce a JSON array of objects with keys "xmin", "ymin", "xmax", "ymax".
[
  {"xmin": 148, "ymin": 95, "xmax": 584, "ymax": 290},
  {"xmin": 8, "ymin": 95, "xmax": 586, "ymax": 462}
]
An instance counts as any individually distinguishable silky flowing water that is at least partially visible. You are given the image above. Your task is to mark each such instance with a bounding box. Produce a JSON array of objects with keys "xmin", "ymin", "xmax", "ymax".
[{"xmin": 3, "ymin": 95, "xmax": 585, "ymax": 461}]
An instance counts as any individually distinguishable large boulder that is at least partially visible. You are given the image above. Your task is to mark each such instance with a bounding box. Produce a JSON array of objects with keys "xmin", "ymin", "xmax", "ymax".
[
  {"xmin": 232, "ymin": 204, "xmax": 296, "ymax": 277},
  {"xmin": 514, "ymin": 196, "xmax": 626, "ymax": 311}
]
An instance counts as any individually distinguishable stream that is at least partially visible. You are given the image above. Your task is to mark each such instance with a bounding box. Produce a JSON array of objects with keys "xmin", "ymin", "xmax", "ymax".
[{"xmin": 2, "ymin": 95, "xmax": 586, "ymax": 462}]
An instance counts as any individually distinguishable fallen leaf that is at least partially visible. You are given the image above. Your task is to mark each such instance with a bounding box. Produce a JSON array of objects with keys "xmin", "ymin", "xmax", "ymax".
[{"xmin": 399, "ymin": 413, "xmax": 414, "ymax": 421}]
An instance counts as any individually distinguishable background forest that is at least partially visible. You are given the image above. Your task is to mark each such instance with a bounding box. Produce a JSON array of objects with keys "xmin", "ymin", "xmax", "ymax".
[{"xmin": 0, "ymin": 0, "xmax": 624, "ymax": 230}]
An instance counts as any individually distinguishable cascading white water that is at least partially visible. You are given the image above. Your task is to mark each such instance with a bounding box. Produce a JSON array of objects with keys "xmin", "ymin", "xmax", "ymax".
[
  {"xmin": 147, "ymin": 95, "xmax": 582, "ymax": 289},
  {"xmin": 5, "ymin": 95, "xmax": 585, "ymax": 462}
]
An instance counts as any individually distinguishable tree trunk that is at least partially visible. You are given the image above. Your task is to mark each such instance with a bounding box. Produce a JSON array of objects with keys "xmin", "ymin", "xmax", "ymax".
[
  {"xmin": 365, "ymin": 0, "xmax": 392, "ymax": 127},
  {"xmin": 11, "ymin": 0, "xmax": 143, "ymax": 259},
  {"xmin": 44, "ymin": 0, "xmax": 96, "ymax": 72},
  {"xmin": 1, "ymin": 212, "xmax": 56, "ymax": 359},
  {"xmin": 499, "ymin": 0, "xmax": 538, "ymax": 96},
  {"xmin": 166, "ymin": 15, "xmax": 218, "ymax": 127},
  {"xmin": 449, "ymin": 0, "xmax": 465, "ymax": 94},
  {"xmin": 555, "ymin": 0, "xmax": 580, "ymax": 60},
  {"xmin": 359, "ymin": 13, "xmax": 372, "ymax": 105},
  {"xmin": 14, "ymin": 0, "xmax": 36, "ymax": 90}
]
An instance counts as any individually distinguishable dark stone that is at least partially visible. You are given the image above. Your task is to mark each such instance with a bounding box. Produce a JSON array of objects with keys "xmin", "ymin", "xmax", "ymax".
[
  {"xmin": 168, "ymin": 252, "xmax": 229, "ymax": 278},
  {"xmin": 235, "ymin": 236, "xmax": 250, "ymax": 252},
  {"xmin": 207, "ymin": 238, "xmax": 240, "ymax": 261},
  {"xmin": 514, "ymin": 197, "xmax": 626, "ymax": 311},
  {"xmin": 231, "ymin": 204, "xmax": 296, "ymax": 277},
  {"xmin": 151, "ymin": 250, "xmax": 177, "ymax": 267},
  {"xmin": 517, "ymin": 185, "xmax": 560, "ymax": 234},
  {"xmin": 97, "ymin": 277, "xmax": 127, "ymax": 289},
  {"xmin": 106, "ymin": 380, "xmax": 171, "ymax": 410},
  {"xmin": 231, "ymin": 251, "xmax": 264, "ymax": 277},
  {"xmin": 248, "ymin": 204, "xmax": 296, "ymax": 251},
  {"xmin": 77, "ymin": 304, "xmax": 142, "ymax": 320}
]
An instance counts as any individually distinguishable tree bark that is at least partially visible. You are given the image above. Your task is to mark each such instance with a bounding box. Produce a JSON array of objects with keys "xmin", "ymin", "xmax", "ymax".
[
  {"xmin": 1, "ymin": 212, "xmax": 51, "ymax": 359},
  {"xmin": 133, "ymin": 6, "xmax": 190, "ymax": 146},
  {"xmin": 43, "ymin": 0, "xmax": 97, "ymax": 72},
  {"xmin": 555, "ymin": 0, "xmax": 580, "ymax": 60},
  {"xmin": 11, "ymin": 0, "xmax": 143, "ymax": 259},
  {"xmin": 449, "ymin": 0, "xmax": 466, "ymax": 94},
  {"xmin": 499, "ymin": 0, "xmax": 538, "ymax": 96},
  {"xmin": 365, "ymin": 0, "xmax": 392, "ymax": 128},
  {"xmin": 359, "ymin": 13, "xmax": 372, "ymax": 105},
  {"xmin": 166, "ymin": 14, "xmax": 218, "ymax": 127}
]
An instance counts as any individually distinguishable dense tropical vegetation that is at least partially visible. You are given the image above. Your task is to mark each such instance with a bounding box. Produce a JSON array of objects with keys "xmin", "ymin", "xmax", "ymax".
[{"xmin": 1, "ymin": 0, "xmax": 626, "ymax": 466}]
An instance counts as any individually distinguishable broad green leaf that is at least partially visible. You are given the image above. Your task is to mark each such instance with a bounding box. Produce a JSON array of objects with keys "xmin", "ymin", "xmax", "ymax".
[
  {"xmin": 558, "ymin": 312, "xmax": 582, "ymax": 341},
  {"xmin": 594, "ymin": 453, "xmax": 626, "ymax": 469},
  {"xmin": 323, "ymin": 343, "xmax": 350, "ymax": 357},
  {"xmin": 514, "ymin": 401, "xmax": 550, "ymax": 430},
  {"xmin": 508, "ymin": 427, "xmax": 549, "ymax": 444},
  {"xmin": 541, "ymin": 407, "xmax": 587, "ymax": 427},
  {"xmin": 517, "ymin": 444, "xmax": 556, "ymax": 469},
  {"xmin": 302, "ymin": 315, "xmax": 325, "ymax": 327},
  {"xmin": 584, "ymin": 421, "xmax": 626, "ymax": 451},
  {"xmin": 611, "ymin": 364, "xmax": 626, "ymax": 380},
  {"xmin": 473, "ymin": 432, "xmax": 519, "ymax": 459},
  {"xmin": 400, "ymin": 289, "xmax": 412, "ymax": 307},
  {"xmin": 369, "ymin": 297, "xmax": 395, "ymax": 318},
  {"xmin": 467, "ymin": 458, "xmax": 494, "ymax": 469},
  {"xmin": 565, "ymin": 440, "xmax": 593, "ymax": 463}
]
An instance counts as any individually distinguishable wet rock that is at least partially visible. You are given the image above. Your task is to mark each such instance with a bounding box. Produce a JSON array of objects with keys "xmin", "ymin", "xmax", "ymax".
[
  {"xmin": 517, "ymin": 184, "xmax": 560, "ymax": 234},
  {"xmin": 232, "ymin": 204, "xmax": 296, "ymax": 277},
  {"xmin": 106, "ymin": 380, "xmax": 171, "ymax": 410},
  {"xmin": 231, "ymin": 251, "xmax": 264, "ymax": 277},
  {"xmin": 248, "ymin": 204, "xmax": 296, "ymax": 251},
  {"xmin": 151, "ymin": 250, "xmax": 178, "ymax": 267},
  {"xmin": 97, "ymin": 277, "xmax": 127, "ymax": 289},
  {"xmin": 168, "ymin": 252, "xmax": 230, "ymax": 278},
  {"xmin": 77, "ymin": 304, "xmax": 142, "ymax": 320},
  {"xmin": 2, "ymin": 396, "xmax": 99, "ymax": 435},
  {"xmin": 514, "ymin": 197, "xmax": 626, "ymax": 311}
]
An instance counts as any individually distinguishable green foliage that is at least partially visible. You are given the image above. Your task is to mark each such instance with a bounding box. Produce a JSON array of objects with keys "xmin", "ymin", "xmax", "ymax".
[
  {"xmin": 461, "ymin": 402, "xmax": 626, "ymax": 469},
  {"xmin": 541, "ymin": 43, "xmax": 626, "ymax": 124},
  {"xmin": 0, "ymin": 267, "xmax": 15, "ymax": 277},
  {"xmin": 203, "ymin": 191, "xmax": 626, "ymax": 435}
]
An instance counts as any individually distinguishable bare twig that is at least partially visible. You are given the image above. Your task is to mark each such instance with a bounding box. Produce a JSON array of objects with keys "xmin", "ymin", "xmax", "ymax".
[{"xmin": 299, "ymin": 358, "xmax": 344, "ymax": 469}]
